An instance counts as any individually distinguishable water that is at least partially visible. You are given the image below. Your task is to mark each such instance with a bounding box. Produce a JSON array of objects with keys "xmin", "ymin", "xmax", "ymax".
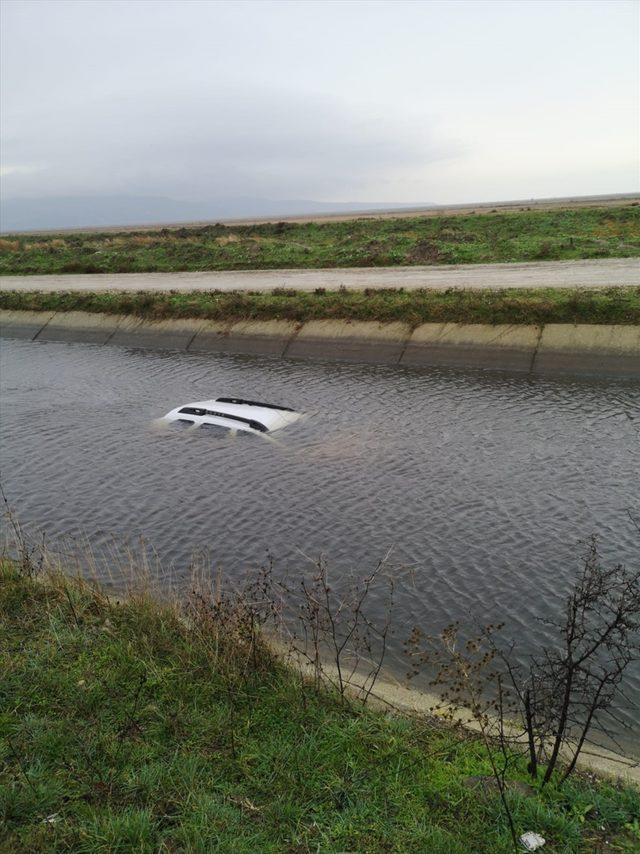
[{"xmin": 2, "ymin": 338, "xmax": 639, "ymax": 753}]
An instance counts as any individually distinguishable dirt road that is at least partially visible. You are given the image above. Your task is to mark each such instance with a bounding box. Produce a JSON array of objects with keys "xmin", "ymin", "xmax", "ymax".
[{"xmin": 1, "ymin": 258, "xmax": 638, "ymax": 294}]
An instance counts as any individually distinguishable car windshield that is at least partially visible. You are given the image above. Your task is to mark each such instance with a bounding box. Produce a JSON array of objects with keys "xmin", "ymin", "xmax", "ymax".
[
  {"xmin": 198, "ymin": 423, "xmax": 231, "ymax": 437},
  {"xmin": 168, "ymin": 419, "xmax": 195, "ymax": 431}
]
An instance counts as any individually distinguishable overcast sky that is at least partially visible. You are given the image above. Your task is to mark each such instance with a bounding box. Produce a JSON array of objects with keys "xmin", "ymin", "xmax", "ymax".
[{"xmin": 1, "ymin": 0, "xmax": 638, "ymax": 208}]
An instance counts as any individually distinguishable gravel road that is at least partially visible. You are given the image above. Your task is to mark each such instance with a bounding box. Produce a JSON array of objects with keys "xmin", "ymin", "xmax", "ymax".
[{"xmin": 1, "ymin": 258, "xmax": 638, "ymax": 293}]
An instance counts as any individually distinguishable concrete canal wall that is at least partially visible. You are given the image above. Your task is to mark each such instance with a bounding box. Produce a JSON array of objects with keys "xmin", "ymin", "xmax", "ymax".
[{"xmin": 1, "ymin": 310, "xmax": 639, "ymax": 378}]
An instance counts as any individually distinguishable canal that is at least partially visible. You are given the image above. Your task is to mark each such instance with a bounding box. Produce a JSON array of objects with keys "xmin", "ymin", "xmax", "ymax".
[{"xmin": 2, "ymin": 338, "xmax": 639, "ymax": 754}]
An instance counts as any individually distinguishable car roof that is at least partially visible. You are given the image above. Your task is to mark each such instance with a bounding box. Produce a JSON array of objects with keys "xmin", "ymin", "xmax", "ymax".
[{"xmin": 176, "ymin": 399, "xmax": 299, "ymax": 432}]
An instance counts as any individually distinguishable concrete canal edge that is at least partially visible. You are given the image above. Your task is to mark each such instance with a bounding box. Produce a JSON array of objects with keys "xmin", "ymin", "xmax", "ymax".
[{"xmin": 1, "ymin": 309, "xmax": 639, "ymax": 378}]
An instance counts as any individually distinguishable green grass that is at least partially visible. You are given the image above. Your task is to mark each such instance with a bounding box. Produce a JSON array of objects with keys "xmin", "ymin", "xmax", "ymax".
[
  {"xmin": 1, "ymin": 205, "xmax": 639, "ymax": 275},
  {"xmin": 1, "ymin": 563, "xmax": 638, "ymax": 852},
  {"xmin": 2, "ymin": 285, "xmax": 640, "ymax": 327}
]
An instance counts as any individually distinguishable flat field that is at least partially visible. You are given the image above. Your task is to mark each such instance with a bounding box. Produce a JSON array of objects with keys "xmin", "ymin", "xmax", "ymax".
[{"xmin": 1, "ymin": 205, "xmax": 638, "ymax": 276}]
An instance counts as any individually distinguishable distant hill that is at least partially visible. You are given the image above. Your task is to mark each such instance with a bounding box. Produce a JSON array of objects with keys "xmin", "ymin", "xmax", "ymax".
[{"xmin": 0, "ymin": 195, "xmax": 428, "ymax": 233}]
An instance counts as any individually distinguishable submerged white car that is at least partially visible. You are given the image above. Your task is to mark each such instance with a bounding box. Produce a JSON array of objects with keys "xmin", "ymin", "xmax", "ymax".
[{"xmin": 159, "ymin": 397, "xmax": 302, "ymax": 437}]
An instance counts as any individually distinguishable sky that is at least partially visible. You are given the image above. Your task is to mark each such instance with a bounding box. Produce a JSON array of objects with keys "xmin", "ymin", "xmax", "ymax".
[{"xmin": 1, "ymin": 0, "xmax": 638, "ymax": 220}]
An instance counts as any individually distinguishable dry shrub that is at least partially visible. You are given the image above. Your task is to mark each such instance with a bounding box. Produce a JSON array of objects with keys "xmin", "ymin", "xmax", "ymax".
[
  {"xmin": 0, "ymin": 239, "xmax": 20, "ymax": 252},
  {"xmin": 130, "ymin": 235, "xmax": 159, "ymax": 247},
  {"xmin": 406, "ymin": 239, "xmax": 446, "ymax": 263},
  {"xmin": 185, "ymin": 557, "xmax": 280, "ymax": 678},
  {"xmin": 102, "ymin": 237, "xmax": 129, "ymax": 248},
  {"xmin": 277, "ymin": 552, "xmax": 402, "ymax": 704},
  {"xmin": 405, "ymin": 534, "xmax": 640, "ymax": 789},
  {"xmin": 438, "ymin": 227, "xmax": 476, "ymax": 244},
  {"xmin": 23, "ymin": 240, "xmax": 67, "ymax": 252}
]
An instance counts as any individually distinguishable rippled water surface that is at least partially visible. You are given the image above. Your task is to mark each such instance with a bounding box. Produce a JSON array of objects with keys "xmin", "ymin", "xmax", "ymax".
[{"xmin": 2, "ymin": 339, "xmax": 639, "ymax": 751}]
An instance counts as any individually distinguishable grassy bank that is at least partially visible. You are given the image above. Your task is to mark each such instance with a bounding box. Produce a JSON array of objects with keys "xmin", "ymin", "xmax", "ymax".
[
  {"xmin": 1, "ymin": 205, "xmax": 639, "ymax": 275},
  {"xmin": 1, "ymin": 562, "xmax": 638, "ymax": 852},
  {"xmin": 2, "ymin": 286, "xmax": 640, "ymax": 327}
]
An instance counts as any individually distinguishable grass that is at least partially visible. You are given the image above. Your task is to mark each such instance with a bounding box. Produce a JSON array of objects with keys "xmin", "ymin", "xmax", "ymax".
[
  {"xmin": 2, "ymin": 285, "xmax": 640, "ymax": 327},
  {"xmin": 1, "ymin": 561, "xmax": 639, "ymax": 852},
  {"xmin": 0, "ymin": 205, "xmax": 639, "ymax": 275}
]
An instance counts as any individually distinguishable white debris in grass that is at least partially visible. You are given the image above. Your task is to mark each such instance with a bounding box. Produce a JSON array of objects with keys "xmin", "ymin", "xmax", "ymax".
[{"xmin": 520, "ymin": 832, "xmax": 546, "ymax": 851}]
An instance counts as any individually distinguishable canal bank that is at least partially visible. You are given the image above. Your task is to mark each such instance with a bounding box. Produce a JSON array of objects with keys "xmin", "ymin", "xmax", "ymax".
[
  {"xmin": 3, "ymin": 562, "xmax": 639, "ymax": 851},
  {"xmin": 2, "ymin": 309, "xmax": 639, "ymax": 377}
]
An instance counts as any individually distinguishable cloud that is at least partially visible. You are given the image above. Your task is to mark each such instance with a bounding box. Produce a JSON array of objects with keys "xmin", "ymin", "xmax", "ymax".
[
  {"xmin": 1, "ymin": 86, "xmax": 456, "ymax": 202},
  {"xmin": 2, "ymin": 0, "xmax": 636, "ymax": 216},
  {"xmin": 0, "ymin": 164, "xmax": 43, "ymax": 178}
]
